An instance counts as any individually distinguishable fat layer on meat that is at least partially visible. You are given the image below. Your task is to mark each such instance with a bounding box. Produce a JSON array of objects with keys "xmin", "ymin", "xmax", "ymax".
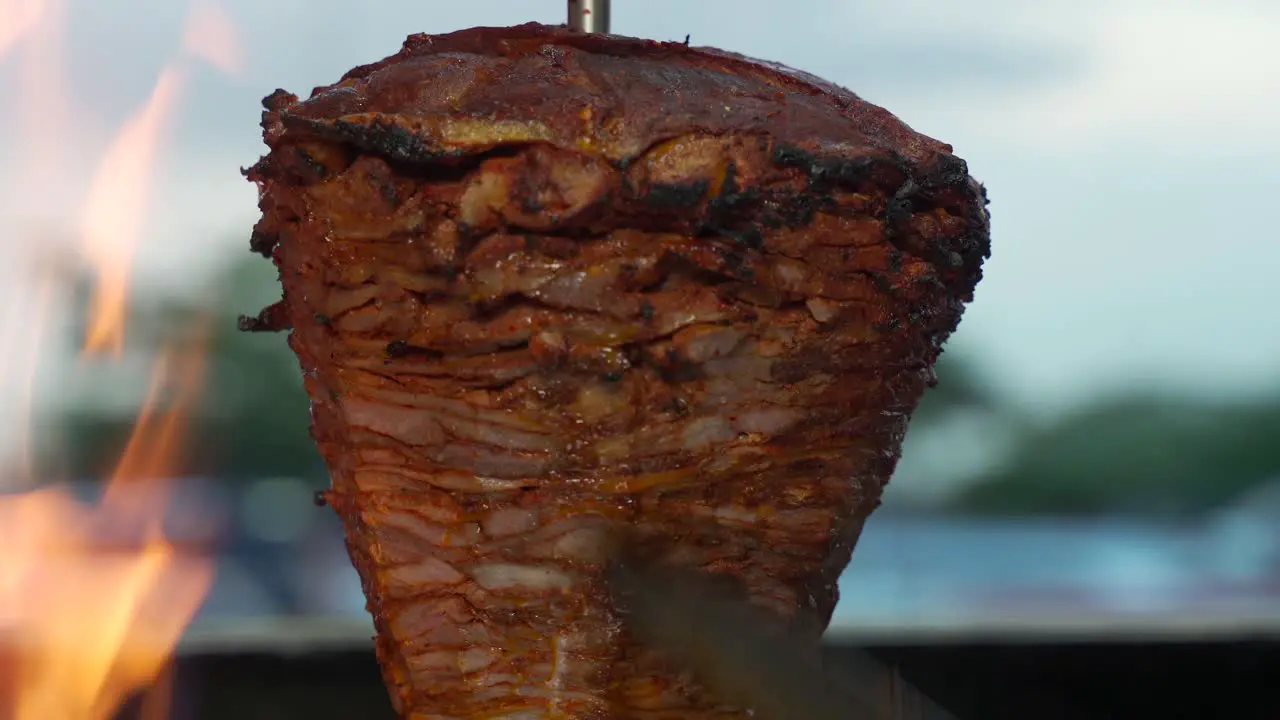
[{"xmin": 244, "ymin": 22, "xmax": 990, "ymax": 720}]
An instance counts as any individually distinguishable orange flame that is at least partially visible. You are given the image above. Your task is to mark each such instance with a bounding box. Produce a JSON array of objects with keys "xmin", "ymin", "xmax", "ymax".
[
  {"xmin": 80, "ymin": 67, "xmax": 184, "ymax": 357},
  {"xmin": 1, "ymin": 1, "xmax": 240, "ymax": 717},
  {"xmin": 0, "ymin": 345, "xmax": 213, "ymax": 720},
  {"xmin": 80, "ymin": 0, "xmax": 243, "ymax": 356}
]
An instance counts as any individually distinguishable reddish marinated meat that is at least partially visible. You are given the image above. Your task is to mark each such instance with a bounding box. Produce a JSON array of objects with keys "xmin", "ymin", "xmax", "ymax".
[{"xmin": 243, "ymin": 23, "xmax": 990, "ymax": 719}]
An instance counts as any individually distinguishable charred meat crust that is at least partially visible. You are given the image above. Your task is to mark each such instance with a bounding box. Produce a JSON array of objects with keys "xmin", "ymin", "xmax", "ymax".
[{"xmin": 245, "ymin": 23, "xmax": 989, "ymax": 720}]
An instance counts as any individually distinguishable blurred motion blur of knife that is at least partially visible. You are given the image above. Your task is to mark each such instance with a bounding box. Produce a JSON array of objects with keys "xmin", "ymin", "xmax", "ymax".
[{"xmin": 607, "ymin": 557, "xmax": 960, "ymax": 720}]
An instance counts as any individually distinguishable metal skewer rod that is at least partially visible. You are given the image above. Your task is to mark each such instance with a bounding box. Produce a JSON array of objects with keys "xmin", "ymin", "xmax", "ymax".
[{"xmin": 568, "ymin": 0, "xmax": 610, "ymax": 33}]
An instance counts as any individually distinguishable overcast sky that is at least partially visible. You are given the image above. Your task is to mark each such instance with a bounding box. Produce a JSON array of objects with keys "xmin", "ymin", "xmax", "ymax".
[{"xmin": 2, "ymin": 0, "xmax": 1278, "ymax": 419}]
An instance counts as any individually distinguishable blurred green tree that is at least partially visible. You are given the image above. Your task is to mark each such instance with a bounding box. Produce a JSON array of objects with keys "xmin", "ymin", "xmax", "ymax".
[
  {"xmin": 947, "ymin": 393, "xmax": 1280, "ymax": 518},
  {"xmin": 46, "ymin": 252, "xmax": 324, "ymax": 483}
]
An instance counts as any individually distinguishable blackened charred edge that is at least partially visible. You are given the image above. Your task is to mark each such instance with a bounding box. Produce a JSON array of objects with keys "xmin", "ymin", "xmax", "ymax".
[
  {"xmin": 773, "ymin": 144, "xmax": 911, "ymax": 193},
  {"xmin": 385, "ymin": 340, "xmax": 444, "ymax": 359},
  {"xmin": 770, "ymin": 196, "xmax": 821, "ymax": 227},
  {"xmin": 235, "ymin": 315, "xmax": 261, "ymax": 332},
  {"xmin": 819, "ymin": 154, "xmax": 909, "ymax": 192},
  {"xmin": 917, "ymin": 153, "xmax": 971, "ymax": 192},
  {"xmin": 773, "ymin": 141, "xmax": 975, "ymax": 206},
  {"xmin": 242, "ymin": 158, "xmax": 268, "ymax": 182},
  {"xmin": 385, "ymin": 340, "xmax": 413, "ymax": 357},
  {"xmin": 703, "ymin": 164, "xmax": 768, "ymax": 240},
  {"xmin": 721, "ymin": 227, "xmax": 764, "ymax": 249},
  {"xmin": 862, "ymin": 269, "xmax": 895, "ymax": 295},
  {"xmin": 711, "ymin": 244, "xmax": 754, "ymax": 281},
  {"xmin": 262, "ymin": 88, "xmax": 296, "ymax": 111},
  {"xmin": 644, "ymin": 180, "xmax": 709, "ymax": 208},
  {"xmin": 771, "ymin": 144, "xmax": 818, "ymax": 171},
  {"xmin": 237, "ymin": 300, "xmax": 291, "ymax": 333},
  {"xmin": 249, "ymin": 228, "xmax": 279, "ymax": 258},
  {"xmin": 278, "ymin": 114, "xmax": 469, "ymax": 166},
  {"xmin": 292, "ymin": 146, "xmax": 332, "ymax": 182},
  {"xmin": 874, "ymin": 317, "xmax": 901, "ymax": 333},
  {"xmin": 245, "ymin": 97, "xmax": 989, "ymax": 348},
  {"xmin": 720, "ymin": 161, "xmax": 739, "ymax": 196},
  {"xmin": 859, "ymin": 151, "xmax": 989, "ymax": 299}
]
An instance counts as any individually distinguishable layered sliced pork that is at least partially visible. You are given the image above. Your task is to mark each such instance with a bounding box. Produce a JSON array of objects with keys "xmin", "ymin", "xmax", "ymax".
[{"xmin": 243, "ymin": 23, "xmax": 990, "ymax": 719}]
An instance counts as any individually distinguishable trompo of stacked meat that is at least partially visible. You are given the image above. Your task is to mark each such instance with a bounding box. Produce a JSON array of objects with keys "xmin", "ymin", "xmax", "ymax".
[{"xmin": 242, "ymin": 23, "xmax": 990, "ymax": 720}]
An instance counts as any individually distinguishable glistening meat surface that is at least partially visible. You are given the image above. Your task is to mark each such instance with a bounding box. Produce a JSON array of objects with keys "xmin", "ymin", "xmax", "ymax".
[{"xmin": 243, "ymin": 23, "xmax": 990, "ymax": 720}]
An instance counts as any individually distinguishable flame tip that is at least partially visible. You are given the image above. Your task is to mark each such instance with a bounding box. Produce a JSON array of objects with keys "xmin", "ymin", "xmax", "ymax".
[{"xmin": 3, "ymin": 0, "xmax": 226, "ymax": 715}]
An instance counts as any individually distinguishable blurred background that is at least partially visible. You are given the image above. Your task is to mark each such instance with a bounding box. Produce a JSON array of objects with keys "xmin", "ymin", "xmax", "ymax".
[{"xmin": 1, "ymin": 0, "xmax": 1279, "ymax": 717}]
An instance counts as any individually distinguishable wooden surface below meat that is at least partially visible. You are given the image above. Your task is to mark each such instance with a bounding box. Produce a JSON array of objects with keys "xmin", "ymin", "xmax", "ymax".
[{"xmin": 243, "ymin": 23, "xmax": 990, "ymax": 719}]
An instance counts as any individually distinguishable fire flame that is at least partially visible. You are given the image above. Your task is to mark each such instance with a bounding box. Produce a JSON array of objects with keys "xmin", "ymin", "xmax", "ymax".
[
  {"xmin": 1, "ymin": 1, "xmax": 240, "ymax": 717},
  {"xmin": 79, "ymin": 67, "xmax": 184, "ymax": 357}
]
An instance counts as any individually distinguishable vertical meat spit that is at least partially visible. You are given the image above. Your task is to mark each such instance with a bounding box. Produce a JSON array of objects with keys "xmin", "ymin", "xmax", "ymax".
[{"xmin": 244, "ymin": 3, "xmax": 990, "ymax": 714}]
